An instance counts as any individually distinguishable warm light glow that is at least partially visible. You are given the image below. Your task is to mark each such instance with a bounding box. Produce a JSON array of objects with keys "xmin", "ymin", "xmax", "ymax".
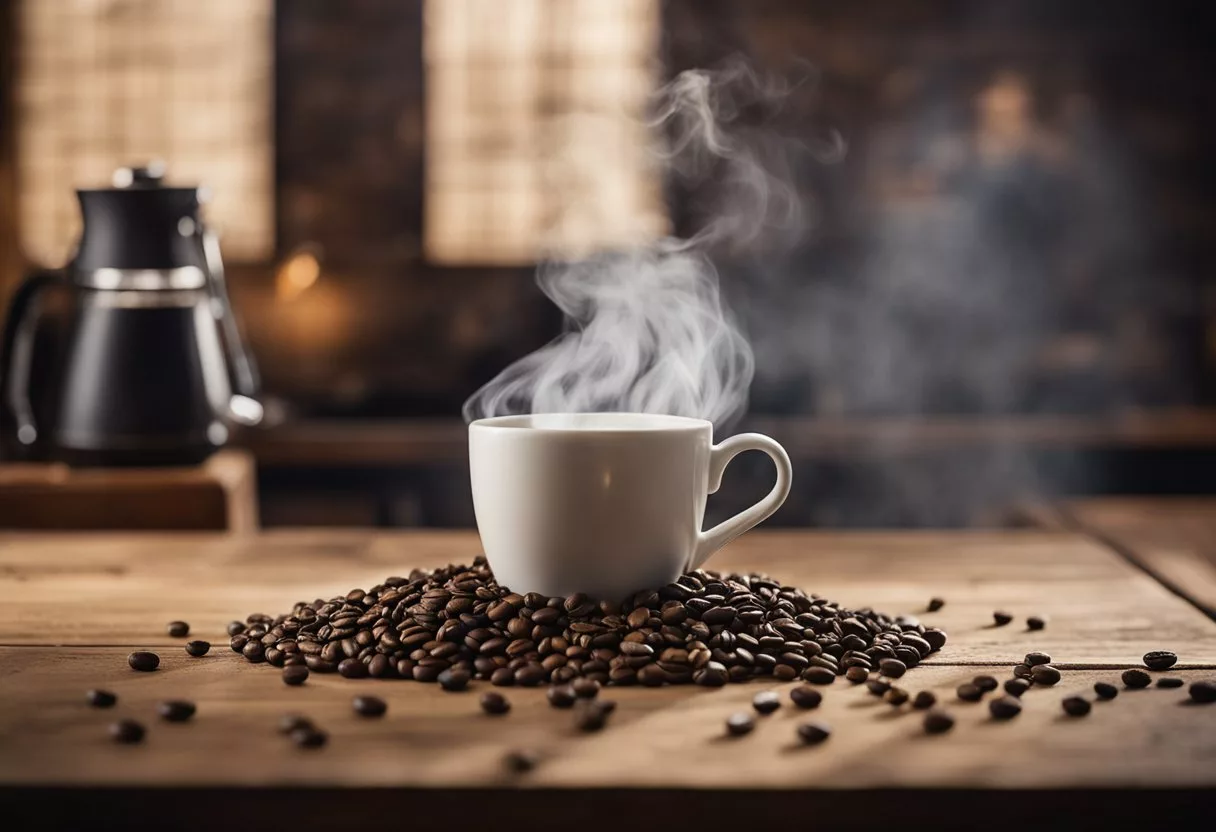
[{"xmin": 276, "ymin": 250, "xmax": 321, "ymax": 301}]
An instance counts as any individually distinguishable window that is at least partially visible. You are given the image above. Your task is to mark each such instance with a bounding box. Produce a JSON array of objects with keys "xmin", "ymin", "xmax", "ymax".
[
  {"xmin": 15, "ymin": 0, "xmax": 274, "ymax": 266},
  {"xmin": 424, "ymin": 0, "xmax": 667, "ymax": 265}
]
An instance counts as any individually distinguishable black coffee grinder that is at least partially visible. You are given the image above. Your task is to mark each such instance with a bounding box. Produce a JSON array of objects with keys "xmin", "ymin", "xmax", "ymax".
[{"xmin": 0, "ymin": 165, "xmax": 262, "ymax": 465}]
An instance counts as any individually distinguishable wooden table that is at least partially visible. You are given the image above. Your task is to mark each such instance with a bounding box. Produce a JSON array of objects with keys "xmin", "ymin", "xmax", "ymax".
[{"xmin": 2, "ymin": 530, "xmax": 1214, "ymax": 830}]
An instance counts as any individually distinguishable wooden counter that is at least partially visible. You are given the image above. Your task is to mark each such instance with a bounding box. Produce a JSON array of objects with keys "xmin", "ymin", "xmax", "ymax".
[{"xmin": 1, "ymin": 530, "xmax": 1214, "ymax": 830}]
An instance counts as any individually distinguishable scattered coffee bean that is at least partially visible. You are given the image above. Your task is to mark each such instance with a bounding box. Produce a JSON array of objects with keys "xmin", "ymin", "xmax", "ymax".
[
  {"xmin": 922, "ymin": 629, "xmax": 948, "ymax": 651},
  {"xmin": 753, "ymin": 691, "xmax": 781, "ymax": 715},
  {"xmin": 1093, "ymin": 682, "xmax": 1118, "ymax": 700},
  {"xmin": 1121, "ymin": 668, "xmax": 1151, "ymax": 689},
  {"xmin": 1026, "ymin": 616, "xmax": 1047, "ymax": 631},
  {"xmin": 352, "ymin": 695, "xmax": 387, "ymax": 717},
  {"xmin": 87, "ymin": 689, "xmax": 117, "ymax": 708},
  {"xmin": 988, "ymin": 695, "xmax": 1022, "ymax": 720},
  {"xmin": 993, "ymin": 610, "xmax": 1013, "ymax": 626},
  {"xmin": 845, "ymin": 666, "xmax": 869, "ymax": 684},
  {"xmin": 1013, "ymin": 664, "xmax": 1034, "ymax": 680},
  {"xmin": 157, "ymin": 700, "xmax": 196, "ymax": 722},
  {"xmin": 278, "ymin": 714, "xmax": 313, "ymax": 734},
  {"xmin": 957, "ymin": 683, "xmax": 983, "ymax": 702},
  {"xmin": 1189, "ymin": 681, "xmax": 1216, "ymax": 703},
  {"xmin": 726, "ymin": 712, "xmax": 755, "ymax": 736},
  {"xmin": 866, "ymin": 679, "xmax": 891, "ymax": 697},
  {"xmin": 241, "ymin": 641, "xmax": 265, "ymax": 663},
  {"xmin": 1143, "ymin": 651, "xmax": 1178, "ymax": 671},
  {"xmin": 438, "ymin": 668, "xmax": 471, "ymax": 691},
  {"xmin": 229, "ymin": 635, "xmax": 247, "ymax": 653},
  {"xmin": 923, "ymin": 709, "xmax": 955, "ymax": 734},
  {"xmin": 571, "ymin": 678, "xmax": 600, "ymax": 699},
  {"xmin": 290, "ymin": 726, "xmax": 327, "ymax": 748},
  {"xmin": 282, "ymin": 665, "xmax": 310, "ymax": 686},
  {"xmin": 110, "ymin": 719, "xmax": 145, "ymax": 744},
  {"xmin": 796, "ymin": 721, "xmax": 831, "ymax": 745},
  {"xmin": 912, "ymin": 691, "xmax": 936, "ymax": 710},
  {"xmin": 927, "ymin": 597, "xmax": 945, "ymax": 612},
  {"xmin": 338, "ymin": 658, "xmax": 368, "ymax": 679},
  {"xmin": 878, "ymin": 658, "xmax": 906, "ymax": 679},
  {"xmin": 1003, "ymin": 678, "xmax": 1031, "ymax": 698},
  {"xmin": 574, "ymin": 702, "xmax": 610, "ymax": 732},
  {"xmin": 481, "ymin": 691, "xmax": 511, "ymax": 715},
  {"xmin": 884, "ymin": 687, "xmax": 909, "ymax": 706},
  {"xmin": 127, "ymin": 651, "xmax": 160, "ymax": 672},
  {"xmin": 1024, "ymin": 651, "xmax": 1052, "ymax": 666},
  {"xmin": 504, "ymin": 749, "xmax": 538, "ymax": 772},
  {"xmin": 802, "ymin": 667, "xmax": 836, "ymax": 686},
  {"xmin": 789, "ymin": 686, "xmax": 823, "ymax": 710},
  {"xmin": 547, "ymin": 685, "xmax": 577, "ymax": 708},
  {"xmin": 226, "ymin": 621, "xmax": 246, "ymax": 636},
  {"xmin": 185, "ymin": 641, "xmax": 210, "ymax": 657},
  {"xmin": 1031, "ymin": 665, "xmax": 1062, "ymax": 686},
  {"xmin": 1156, "ymin": 677, "xmax": 1184, "ymax": 689},
  {"xmin": 972, "ymin": 675, "xmax": 998, "ymax": 693},
  {"xmin": 166, "ymin": 621, "xmax": 190, "ymax": 638},
  {"xmin": 1062, "ymin": 696, "xmax": 1091, "ymax": 717}
]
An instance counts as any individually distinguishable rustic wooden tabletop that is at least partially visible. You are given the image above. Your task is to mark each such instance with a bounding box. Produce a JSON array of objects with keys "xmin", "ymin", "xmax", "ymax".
[{"xmin": 1, "ymin": 528, "xmax": 1214, "ymax": 830}]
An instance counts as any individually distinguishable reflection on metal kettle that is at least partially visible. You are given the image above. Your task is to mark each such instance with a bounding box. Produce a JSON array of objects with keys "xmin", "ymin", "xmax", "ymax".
[{"xmin": 0, "ymin": 164, "xmax": 262, "ymax": 466}]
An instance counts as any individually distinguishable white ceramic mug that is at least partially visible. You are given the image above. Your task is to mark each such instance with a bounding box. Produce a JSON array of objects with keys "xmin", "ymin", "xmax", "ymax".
[{"xmin": 469, "ymin": 412, "xmax": 792, "ymax": 600}]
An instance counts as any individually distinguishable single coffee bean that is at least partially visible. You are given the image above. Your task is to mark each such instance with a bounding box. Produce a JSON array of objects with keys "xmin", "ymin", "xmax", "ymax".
[
  {"xmin": 1094, "ymin": 682, "xmax": 1118, "ymax": 700},
  {"xmin": 157, "ymin": 700, "xmax": 196, "ymax": 722},
  {"xmin": 726, "ymin": 712, "xmax": 755, "ymax": 737},
  {"xmin": 802, "ymin": 667, "xmax": 835, "ymax": 685},
  {"xmin": 992, "ymin": 610, "xmax": 1013, "ymax": 627},
  {"xmin": 481, "ymin": 691, "xmax": 511, "ymax": 715},
  {"xmin": 282, "ymin": 665, "xmax": 310, "ymax": 686},
  {"xmin": 988, "ymin": 695, "xmax": 1022, "ymax": 720},
  {"xmin": 127, "ymin": 651, "xmax": 160, "ymax": 672},
  {"xmin": 1188, "ymin": 681, "xmax": 1216, "ymax": 703},
  {"xmin": 1156, "ymin": 677, "xmax": 1184, "ymax": 689},
  {"xmin": 547, "ymin": 685, "xmax": 577, "ymax": 708},
  {"xmin": 912, "ymin": 691, "xmax": 936, "ymax": 710},
  {"xmin": 504, "ymin": 749, "xmax": 539, "ymax": 772},
  {"xmin": 185, "ymin": 641, "xmax": 210, "ymax": 657},
  {"xmin": 927, "ymin": 597, "xmax": 945, "ymax": 612},
  {"xmin": 1004, "ymin": 678, "xmax": 1031, "ymax": 698},
  {"xmin": 866, "ymin": 679, "xmax": 891, "ymax": 697},
  {"xmin": 1031, "ymin": 665, "xmax": 1062, "ymax": 686},
  {"xmin": 226, "ymin": 621, "xmax": 246, "ymax": 636},
  {"xmin": 922, "ymin": 629, "xmax": 947, "ymax": 651},
  {"xmin": 957, "ymin": 683, "xmax": 983, "ymax": 702},
  {"xmin": 571, "ymin": 678, "xmax": 600, "ymax": 699},
  {"xmin": 87, "ymin": 689, "xmax": 117, "ymax": 708},
  {"xmin": 1024, "ymin": 651, "xmax": 1052, "ymax": 666},
  {"xmin": 1026, "ymin": 616, "xmax": 1046, "ymax": 631},
  {"xmin": 1013, "ymin": 664, "xmax": 1034, "ymax": 680},
  {"xmin": 242, "ymin": 641, "xmax": 265, "ymax": 663},
  {"xmin": 1143, "ymin": 651, "xmax": 1178, "ymax": 671},
  {"xmin": 110, "ymin": 719, "xmax": 146, "ymax": 744},
  {"xmin": 338, "ymin": 658, "xmax": 368, "ymax": 679},
  {"xmin": 514, "ymin": 665, "xmax": 547, "ymax": 687},
  {"xmin": 574, "ymin": 706, "xmax": 609, "ymax": 733},
  {"xmin": 789, "ymin": 686, "xmax": 822, "ymax": 710},
  {"xmin": 923, "ymin": 709, "xmax": 955, "ymax": 734},
  {"xmin": 166, "ymin": 621, "xmax": 190, "ymax": 638},
  {"xmin": 845, "ymin": 666, "xmax": 869, "ymax": 684},
  {"xmin": 1121, "ymin": 668, "xmax": 1151, "ymax": 689},
  {"xmin": 1062, "ymin": 696, "xmax": 1091, "ymax": 717},
  {"xmin": 229, "ymin": 635, "xmax": 248, "ymax": 653},
  {"xmin": 352, "ymin": 695, "xmax": 387, "ymax": 717},
  {"xmin": 305, "ymin": 656, "xmax": 338, "ymax": 674},
  {"xmin": 438, "ymin": 668, "xmax": 471, "ymax": 691},
  {"xmin": 796, "ymin": 721, "xmax": 831, "ymax": 745},
  {"xmin": 290, "ymin": 726, "xmax": 328, "ymax": 748},
  {"xmin": 884, "ymin": 687, "xmax": 909, "ymax": 706},
  {"xmin": 490, "ymin": 667, "xmax": 515, "ymax": 686},
  {"xmin": 878, "ymin": 658, "xmax": 906, "ymax": 679},
  {"xmin": 752, "ymin": 691, "xmax": 781, "ymax": 715},
  {"xmin": 972, "ymin": 675, "xmax": 998, "ymax": 693}
]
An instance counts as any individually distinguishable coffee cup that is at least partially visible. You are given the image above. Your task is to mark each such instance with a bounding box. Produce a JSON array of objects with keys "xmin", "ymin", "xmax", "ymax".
[{"xmin": 469, "ymin": 412, "xmax": 791, "ymax": 600}]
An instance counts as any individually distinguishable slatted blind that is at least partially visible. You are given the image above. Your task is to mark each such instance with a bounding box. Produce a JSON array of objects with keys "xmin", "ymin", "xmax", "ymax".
[
  {"xmin": 15, "ymin": 0, "xmax": 274, "ymax": 267},
  {"xmin": 424, "ymin": 0, "xmax": 667, "ymax": 265}
]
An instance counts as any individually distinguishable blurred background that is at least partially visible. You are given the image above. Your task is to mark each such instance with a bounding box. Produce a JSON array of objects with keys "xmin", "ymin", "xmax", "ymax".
[{"xmin": 1, "ymin": 0, "xmax": 1215, "ymax": 529}]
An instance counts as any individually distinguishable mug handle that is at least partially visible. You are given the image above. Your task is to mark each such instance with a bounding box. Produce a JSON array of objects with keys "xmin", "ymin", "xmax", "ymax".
[{"xmin": 689, "ymin": 433, "xmax": 793, "ymax": 571}]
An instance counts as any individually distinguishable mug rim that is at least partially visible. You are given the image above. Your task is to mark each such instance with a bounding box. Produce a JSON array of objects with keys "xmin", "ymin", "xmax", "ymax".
[{"xmin": 469, "ymin": 412, "xmax": 710, "ymax": 433}]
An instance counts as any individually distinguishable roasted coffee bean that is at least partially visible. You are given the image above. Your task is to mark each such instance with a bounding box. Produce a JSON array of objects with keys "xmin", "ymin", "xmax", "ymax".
[
  {"xmin": 574, "ymin": 703, "xmax": 609, "ymax": 732},
  {"xmin": 352, "ymin": 695, "xmax": 387, "ymax": 717},
  {"xmin": 797, "ymin": 721, "xmax": 831, "ymax": 745},
  {"xmin": 1156, "ymin": 677, "xmax": 1185, "ymax": 689},
  {"xmin": 927, "ymin": 597, "xmax": 945, "ymax": 612},
  {"xmin": 242, "ymin": 641, "xmax": 265, "ymax": 663},
  {"xmin": 956, "ymin": 683, "xmax": 983, "ymax": 702},
  {"xmin": 972, "ymin": 675, "xmax": 998, "ymax": 693},
  {"xmin": 1143, "ymin": 651, "xmax": 1178, "ymax": 671},
  {"xmin": 1094, "ymin": 682, "xmax": 1118, "ymax": 700},
  {"xmin": 911, "ymin": 691, "xmax": 936, "ymax": 710},
  {"xmin": 1026, "ymin": 616, "xmax": 1047, "ymax": 631},
  {"xmin": 923, "ymin": 709, "xmax": 955, "ymax": 734},
  {"xmin": 726, "ymin": 712, "xmax": 755, "ymax": 737},
  {"xmin": 752, "ymin": 691, "xmax": 781, "ymax": 715},
  {"xmin": 988, "ymin": 695, "xmax": 1022, "ymax": 720},
  {"xmin": 571, "ymin": 678, "xmax": 600, "ymax": 699},
  {"xmin": 547, "ymin": 685, "xmax": 577, "ymax": 708},
  {"xmin": 789, "ymin": 686, "xmax": 822, "ymax": 710},
  {"xmin": 305, "ymin": 656, "xmax": 338, "ymax": 674},
  {"xmin": 157, "ymin": 700, "xmax": 196, "ymax": 722},
  {"xmin": 283, "ymin": 665, "xmax": 310, "ymax": 686},
  {"xmin": 87, "ymin": 689, "xmax": 117, "ymax": 708},
  {"xmin": 1024, "ymin": 651, "xmax": 1051, "ymax": 666},
  {"xmin": 1004, "ymin": 678, "xmax": 1031, "ymax": 698},
  {"xmin": 1031, "ymin": 665, "xmax": 1062, "ymax": 686},
  {"xmin": 1189, "ymin": 681, "xmax": 1216, "ymax": 703},
  {"xmin": 884, "ymin": 687, "xmax": 909, "ymax": 706},
  {"xmin": 278, "ymin": 714, "xmax": 313, "ymax": 735},
  {"xmin": 802, "ymin": 667, "xmax": 835, "ymax": 685},
  {"xmin": 1122, "ymin": 668, "xmax": 1152, "ymax": 689},
  {"xmin": 866, "ymin": 679, "xmax": 891, "ymax": 697},
  {"xmin": 127, "ymin": 651, "xmax": 160, "ymax": 672},
  {"xmin": 992, "ymin": 610, "xmax": 1013, "ymax": 627},
  {"xmin": 1013, "ymin": 663, "xmax": 1034, "ymax": 680},
  {"xmin": 845, "ymin": 666, "xmax": 869, "ymax": 684},
  {"xmin": 922, "ymin": 629, "xmax": 947, "ymax": 652},
  {"xmin": 515, "ymin": 665, "xmax": 547, "ymax": 687},
  {"xmin": 226, "ymin": 621, "xmax": 246, "ymax": 636},
  {"xmin": 110, "ymin": 719, "xmax": 146, "ymax": 744},
  {"xmin": 490, "ymin": 667, "xmax": 515, "ymax": 686},
  {"xmin": 184, "ymin": 640, "xmax": 210, "ymax": 657},
  {"xmin": 481, "ymin": 691, "xmax": 511, "ymax": 715},
  {"xmin": 166, "ymin": 621, "xmax": 190, "ymax": 638},
  {"xmin": 438, "ymin": 668, "xmax": 471, "ymax": 691},
  {"xmin": 504, "ymin": 749, "xmax": 539, "ymax": 772},
  {"xmin": 338, "ymin": 658, "xmax": 368, "ymax": 679},
  {"xmin": 1062, "ymin": 696, "xmax": 1091, "ymax": 717},
  {"xmin": 878, "ymin": 658, "xmax": 906, "ymax": 679},
  {"xmin": 290, "ymin": 726, "xmax": 328, "ymax": 749}
]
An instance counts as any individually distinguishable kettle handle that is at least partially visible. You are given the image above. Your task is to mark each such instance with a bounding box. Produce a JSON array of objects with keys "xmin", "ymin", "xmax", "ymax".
[
  {"xmin": 197, "ymin": 228, "xmax": 262, "ymax": 418},
  {"xmin": 0, "ymin": 271, "xmax": 68, "ymax": 445}
]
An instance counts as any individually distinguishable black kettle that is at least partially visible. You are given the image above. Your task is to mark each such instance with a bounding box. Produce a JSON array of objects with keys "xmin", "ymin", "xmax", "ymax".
[{"xmin": 0, "ymin": 165, "xmax": 262, "ymax": 466}]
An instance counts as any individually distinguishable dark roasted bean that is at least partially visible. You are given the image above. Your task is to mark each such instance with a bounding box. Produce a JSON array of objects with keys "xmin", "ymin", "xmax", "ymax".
[
  {"xmin": 278, "ymin": 714, "xmax": 313, "ymax": 735},
  {"xmin": 923, "ymin": 710, "xmax": 955, "ymax": 734},
  {"xmin": 988, "ymin": 696, "xmax": 1022, "ymax": 720},
  {"xmin": 1026, "ymin": 616, "xmax": 1046, "ymax": 631},
  {"xmin": 972, "ymin": 675, "xmax": 998, "ymax": 693},
  {"xmin": 127, "ymin": 651, "xmax": 160, "ymax": 672},
  {"xmin": 1004, "ymin": 678, "xmax": 1030, "ymax": 697},
  {"xmin": 438, "ymin": 668, "xmax": 471, "ymax": 691},
  {"xmin": 481, "ymin": 691, "xmax": 511, "ymax": 715},
  {"xmin": 884, "ymin": 687, "xmax": 909, "ymax": 706},
  {"xmin": 571, "ymin": 678, "xmax": 600, "ymax": 699},
  {"xmin": 226, "ymin": 621, "xmax": 246, "ymax": 636},
  {"xmin": 1189, "ymin": 681, "xmax": 1216, "ymax": 703},
  {"xmin": 927, "ymin": 597, "xmax": 945, "ymax": 612},
  {"xmin": 922, "ymin": 629, "xmax": 947, "ymax": 652},
  {"xmin": 1024, "ymin": 651, "xmax": 1052, "ymax": 666},
  {"xmin": 878, "ymin": 658, "xmax": 906, "ymax": 679},
  {"xmin": 1062, "ymin": 696, "xmax": 1091, "ymax": 717},
  {"xmin": 283, "ymin": 665, "xmax": 310, "ymax": 686},
  {"xmin": 992, "ymin": 610, "xmax": 1013, "ymax": 627},
  {"xmin": 752, "ymin": 691, "xmax": 781, "ymax": 715},
  {"xmin": 504, "ymin": 749, "xmax": 539, "ymax": 772},
  {"xmin": 490, "ymin": 667, "xmax": 515, "ymax": 687},
  {"xmin": 515, "ymin": 665, "xmax": 547, "ymax": 687},
  {"xmin": 352, "ymin": 695, "xmax": 387, "ymax": 717},
  {"xmin": 1031, "ymin": 665, "xmax": 1062, "ymax": 686},
  {"xmin": 157, "ymin": 700, "xmax": 196, "ymax": 722},
  {"xmin": 866, "ymin": 679, "xmax": 891, "ymax": 697},
  {"xmin": 845, "ymin": 666, "xmax": 869, "ymax": 684},
  {"xmin": 87, "ymin": 689, "xmax": 117, "ymax": 708},
  {"xmin": 1013, "ymin": 663, "xmax": 1034, "ymax": 680},
  {"xmin": 1094, "ymin": 681, "xmax": 1118, "ymax": 700},
  {"xmin": 796, "ymin": 721, "xmax": 830, "ymax": 745},
  {"xmin": 1122, "ymin": 668, "xmax": 1151, "ymax": 689},
  {"xmin": 802, "ymin": 666, "xmax": 835, "ymax": 685},
  {"xmin": 911, "ymin": 691, "xmax": 936, "ymax": 710},
  {"xmin": 166, "ymin": 621, "xmax": 190, "ymax": 638},
  {"xmin": 1156, "ymin": 677, "xmax": 1185, "ymax": 689},
  {"xmin": 1143, "ymin": 651, "xmax": 1178, "ymax": 671},
  {"xmin": 789, "ymin": 685, "xmax": 822, "ymax": 709},
  {"xmin": 291, "ymin": 726, "xmax": 328, "ymax": 748},
  {"xmin": 110, "ymin": 719, "xmax": 145, "ymax": 744},
  {"xmin": 725, "ymin": 712, "xmax": 755, "ymax": 737},
  {"xmin": 184, "ymin": 640, "xmax": 210, "ymax": 657},
  {"xmin": 338, "ymin": 658, "xmax": 368, "ymax": 679},
  {"xmin": 242, "ymin": 641, "xmax": 265, "ymax": 663},
  {"xmin": 547, "ymin": 685, "xmax": 577, "ymax": 708},
  {"xmin": 956, "ymin": 683, "xmax": 983, "ymax": 702},
  {"xmin": 574, "ymin": 703, "xmax": 609, "ymax": 732}
]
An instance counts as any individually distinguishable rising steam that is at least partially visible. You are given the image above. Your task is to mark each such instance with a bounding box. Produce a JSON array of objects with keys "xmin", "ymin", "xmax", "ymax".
[{"xmin": 463, "ymin": 61, "xmax": 833, "ymax": 426}]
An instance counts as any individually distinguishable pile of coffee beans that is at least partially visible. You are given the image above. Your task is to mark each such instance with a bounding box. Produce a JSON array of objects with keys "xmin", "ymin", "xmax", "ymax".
[{"xmin": 232, "ymin": 557, "xmax": 947, "ymax": 689}]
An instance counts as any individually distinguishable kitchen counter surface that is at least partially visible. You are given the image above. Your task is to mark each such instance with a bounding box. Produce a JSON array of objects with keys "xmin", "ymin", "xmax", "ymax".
[{"xmin": 2, "ymin": 529, "xmax": 1214, "ymax": 829}]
